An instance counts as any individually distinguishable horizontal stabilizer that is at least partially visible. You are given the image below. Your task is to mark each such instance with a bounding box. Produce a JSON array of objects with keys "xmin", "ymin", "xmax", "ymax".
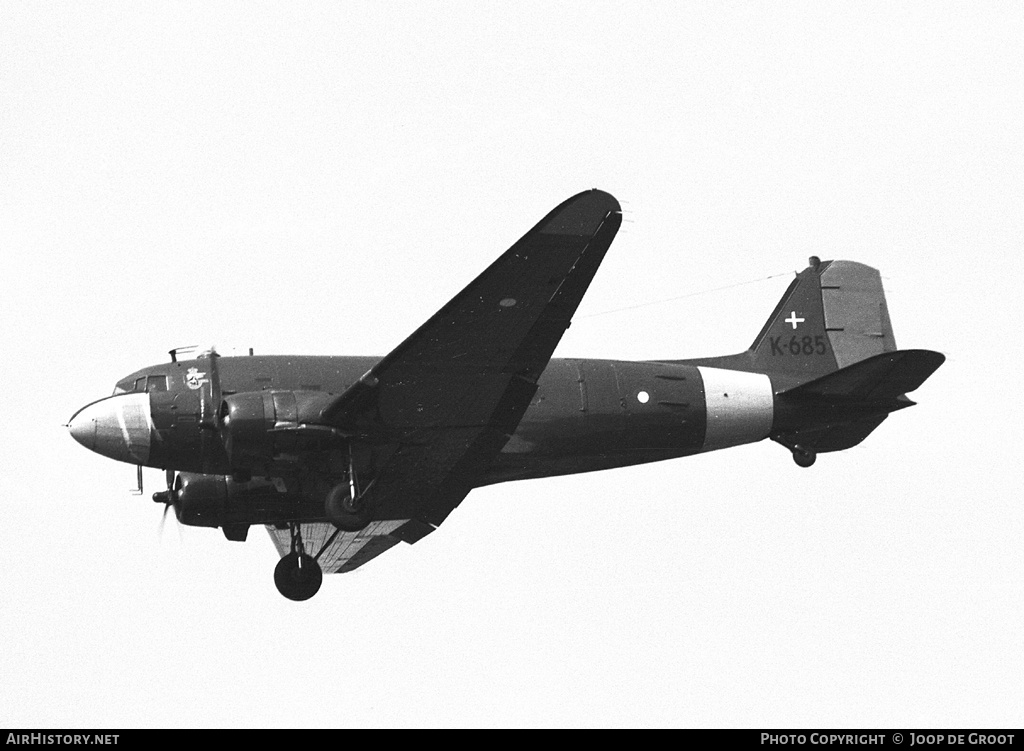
[
  {"xmin": 781, "ymin": 349, "xmax": 945, "ymax": 402},
  {"xmin": 777, "ymin": 414, "xmax": 890, "ymax": 453}
]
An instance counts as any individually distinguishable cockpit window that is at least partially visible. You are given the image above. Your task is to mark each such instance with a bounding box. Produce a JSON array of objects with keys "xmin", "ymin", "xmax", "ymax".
[
  {"xmin": 146, "ymin": 375, "xmax": 167, "ymax": 392},
  {"xmin": 135, "ymin": 377, "xmax": 147, "ymax": 392}
]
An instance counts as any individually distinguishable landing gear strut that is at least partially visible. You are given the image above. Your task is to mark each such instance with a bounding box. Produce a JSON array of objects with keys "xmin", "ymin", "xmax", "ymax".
[
  {"xmin": 273, "ymin": 524, "xmax": 322, "ymax": 601},
  {"xmin": 792, "ymin": 446, "xmax": 816, "ymax": 468},
  {"xmin": 325, "ymin": 483, "xmax": 372, "ymax": 531},
  {"xmin": 325, "ymin": 443, "xmax": 374, "ymax": 532}
]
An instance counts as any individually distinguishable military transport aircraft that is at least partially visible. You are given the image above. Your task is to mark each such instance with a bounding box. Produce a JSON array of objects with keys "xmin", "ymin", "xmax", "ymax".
[{"xmin": 67, "ymin": 190, "xmax": 943, "ymax": 600}]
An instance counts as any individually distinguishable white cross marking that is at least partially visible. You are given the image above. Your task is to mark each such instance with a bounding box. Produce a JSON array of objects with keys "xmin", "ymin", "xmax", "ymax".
[{"xmin": 785, "ymin": 312, "xmax": 805, "ymax": 329}]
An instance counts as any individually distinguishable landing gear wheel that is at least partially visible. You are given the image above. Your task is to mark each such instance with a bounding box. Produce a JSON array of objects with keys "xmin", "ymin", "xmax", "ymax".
[
  {"xmin": 325, "ymin": 483, "xmax": 372, "ymax": 532},
  {"xmin": 792, "ymin": 447, "xmax": 817, "ymax": 468},
  {"xmin": 274, "ymin": 552, "xmax": 322, "ymax": 601}
]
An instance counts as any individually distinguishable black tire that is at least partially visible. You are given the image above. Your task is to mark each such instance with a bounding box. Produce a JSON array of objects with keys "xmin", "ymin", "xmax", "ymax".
[
  {"xmin": 792, "ymin": 448, "xmax": 816, "ymax": 468},
  {"xmin": 274, "ymin": 552, "xmax": 323, "ymax": 601},
  {"xmin": 325, "ymin": 483, "xmax": 372, "ymax": 532}
]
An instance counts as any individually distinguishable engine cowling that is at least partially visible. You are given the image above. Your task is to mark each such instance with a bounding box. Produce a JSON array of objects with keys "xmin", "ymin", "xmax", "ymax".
[
  {"xmin": 219, "ymin": 390, "xmax": 336, "ymax": 469},
  {"xmin": 172, "ymin": 472, "xmax": 320, "ymax": 528},
  {"xmin": 173, "ymin": 472, "xmax": 230, "ymax": 528}
]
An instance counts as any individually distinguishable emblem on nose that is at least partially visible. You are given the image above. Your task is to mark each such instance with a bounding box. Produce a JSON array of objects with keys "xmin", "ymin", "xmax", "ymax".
[
  {"xmin": 67, "ymin": 393, "xmax": 153, "ymax": 464},
  {"xmin": 185, "ymin": 367, "xmax": 208, "ymax": 390}
]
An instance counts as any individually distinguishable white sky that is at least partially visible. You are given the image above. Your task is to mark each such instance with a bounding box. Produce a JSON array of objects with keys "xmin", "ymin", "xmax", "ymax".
[{"xmin": 2, "ymin": 1, "xmax": 1022, "ymax": 728}]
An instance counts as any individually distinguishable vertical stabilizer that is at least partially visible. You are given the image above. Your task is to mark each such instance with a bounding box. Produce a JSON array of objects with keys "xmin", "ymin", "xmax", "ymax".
[{"xmin": 749, "ymin": 259, "xmax": 896, "ymax": 384}]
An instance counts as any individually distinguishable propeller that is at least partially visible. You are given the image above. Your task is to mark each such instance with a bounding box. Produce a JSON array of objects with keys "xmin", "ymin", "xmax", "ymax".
[
  {"xmin": 153, "ymin": 469, "xmax": 182, "ymax": 538},
  {"xmin": 197, "ymin": 346, "xmax": 223, "ymax": 431}
]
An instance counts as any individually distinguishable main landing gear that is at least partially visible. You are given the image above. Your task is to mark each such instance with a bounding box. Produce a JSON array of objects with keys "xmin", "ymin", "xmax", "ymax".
[
  {"xmin": 325, "ymin": 483, "xmax": 372, "ymax": 531},
  {"xmin": 324, "ymin": 443, "xmax": 375, "ymax": 532},
  {"xmin": 274, "ymin": 523, "xmax": 322, "ymax": 601}
]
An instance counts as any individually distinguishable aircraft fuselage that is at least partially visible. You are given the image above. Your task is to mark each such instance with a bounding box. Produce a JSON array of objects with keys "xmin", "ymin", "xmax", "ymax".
[{"xmin": 71, "ymin": 354, "xmax": 776, "ymax": 489}]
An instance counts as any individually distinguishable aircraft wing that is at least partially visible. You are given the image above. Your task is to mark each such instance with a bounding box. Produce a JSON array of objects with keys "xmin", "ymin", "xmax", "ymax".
[
  {"xmin": 265, "ymin": 521, "xmax": 407, "ymax": 574},
  {"xmin": 321, "ymin": 189, "xmax": 621, "ymax": 536}
]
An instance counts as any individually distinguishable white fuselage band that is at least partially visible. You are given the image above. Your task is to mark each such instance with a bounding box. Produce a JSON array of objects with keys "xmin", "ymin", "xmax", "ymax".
[{"xmin": 697, "ymin": 367, "xmax": 774, "ymax": 452}]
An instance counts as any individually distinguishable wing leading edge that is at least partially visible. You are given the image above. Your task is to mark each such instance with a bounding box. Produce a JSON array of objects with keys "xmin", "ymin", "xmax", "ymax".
[{"xmin": 322, "ymin": 190, "xmax": 622, "ymax": 539}]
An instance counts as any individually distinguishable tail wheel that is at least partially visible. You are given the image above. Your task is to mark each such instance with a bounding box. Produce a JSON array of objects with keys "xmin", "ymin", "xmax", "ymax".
[{"xmin": 792, "ymin": 447, "xmax": 816, "ymax": 468}]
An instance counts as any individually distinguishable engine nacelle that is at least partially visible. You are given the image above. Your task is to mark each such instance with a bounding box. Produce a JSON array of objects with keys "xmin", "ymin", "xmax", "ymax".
[
  {"xmin": 219, "ymin": 390, "xmax": 336, "ymax": 469},
  {"xmin": 173, "ymin": 472, "xmax": 321, "ymax": 528}
]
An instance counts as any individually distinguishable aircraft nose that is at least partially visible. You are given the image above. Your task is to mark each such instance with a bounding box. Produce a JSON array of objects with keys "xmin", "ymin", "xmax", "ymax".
[
  {"xmin": 67, "ymin": 394, "xmax": 153, "ymax": 464},
  {"xmin": 67, "ymin": 408, "xmax": 96, "ymax": 451}
]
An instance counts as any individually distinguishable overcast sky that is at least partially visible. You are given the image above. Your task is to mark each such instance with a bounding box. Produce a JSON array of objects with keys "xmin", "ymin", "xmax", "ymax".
[{"xmin": 2, "ymin": 1, "xmax": 1022, "ymax": 728}]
